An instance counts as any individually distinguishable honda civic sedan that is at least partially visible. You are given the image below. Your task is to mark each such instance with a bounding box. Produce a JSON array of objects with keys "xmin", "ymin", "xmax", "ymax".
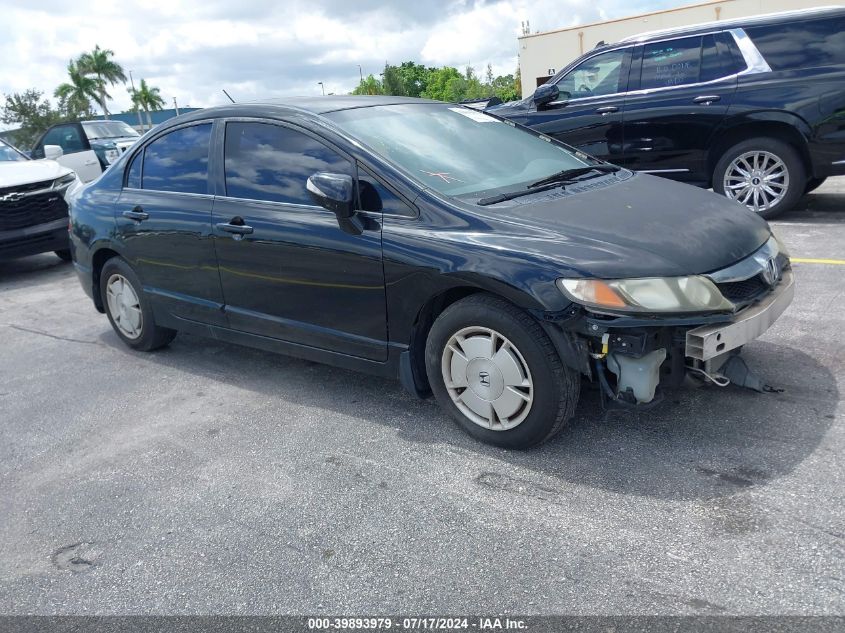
[{"xmin": 67, "ymin": 97, "xmax": 793, "ymax": 449}]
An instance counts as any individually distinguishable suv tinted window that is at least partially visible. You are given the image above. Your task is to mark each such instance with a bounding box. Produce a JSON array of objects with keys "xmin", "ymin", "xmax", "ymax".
[
  {"xmin": 746, "ymin": 16, "xmax": 845, "ymax": 70},
  {"xmin": 142, "ymin": 124, "xmax": 211, "ymax": 195},
  {"xmin": 640, "ymin": 36, "xmax": 701, "ymax": 89},
  {"xmin": 224, "ymin": 121, "xmax": 354, "ymax": 205},
  {"xmin": 556, "ymin": 48, "xmax": 627, "ymax": 99}
]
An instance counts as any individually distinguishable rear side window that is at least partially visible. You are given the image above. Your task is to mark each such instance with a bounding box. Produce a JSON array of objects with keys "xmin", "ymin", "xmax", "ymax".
[
  {"xmin": 746, "ymin": 16, "xmax": 845, "ymax": 70},
  {"xmin": 224, "ymin": 121, "xmax": 354, "ymax": 205},
  {"xmin": 142, "ymin": 123, "xmax": 211, "ymax": 195},
  {"xmin": 640, "ymin": 36, "xmax": 702, "ymax": 89}
]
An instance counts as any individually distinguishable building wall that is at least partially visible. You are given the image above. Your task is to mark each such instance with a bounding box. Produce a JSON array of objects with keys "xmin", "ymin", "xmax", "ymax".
[{"xmin": 519, "ymin": 0, "xmax": 813, "ymax": 96}]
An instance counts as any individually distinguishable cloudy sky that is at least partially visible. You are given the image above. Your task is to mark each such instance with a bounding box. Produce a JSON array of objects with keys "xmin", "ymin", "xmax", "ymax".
[{"xmin": 1, "ymin": 0, "xmax": 680, "ymax": 114}]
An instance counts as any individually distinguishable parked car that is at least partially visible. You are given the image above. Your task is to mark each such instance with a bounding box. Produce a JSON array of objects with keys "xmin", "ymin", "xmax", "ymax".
[
  {"xmin": 30, "ymin": 120, "xmax": 141, "ymax": 183},
  {"xmin": 67, "ymin": 98, "xmax": 793, "ymax": 448},
  {"xmin": 490, "ymin": 6, "xmax": 845, "ymax": 218},
  {"xmin": 0, "ymin": 137, "xmax": 79, "ymax": 261}
]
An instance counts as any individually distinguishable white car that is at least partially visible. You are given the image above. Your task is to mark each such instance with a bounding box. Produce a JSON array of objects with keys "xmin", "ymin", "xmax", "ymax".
[{"xmin": 0, "ymin": 137, "xmax": 80, "ymax": 261}]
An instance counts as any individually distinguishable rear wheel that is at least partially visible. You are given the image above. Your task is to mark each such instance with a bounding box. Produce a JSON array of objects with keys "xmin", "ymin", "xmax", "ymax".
[
  {"xmin": 100, "ymin": 257, "xmax": 176, "ymax": 351},
  {"xmin": 425, "ymin": 294, "xmax": 579, "ymax": 449},
  {"xmin": 713, "ymin": 138, "xmax": 805, "ymax": 219}
]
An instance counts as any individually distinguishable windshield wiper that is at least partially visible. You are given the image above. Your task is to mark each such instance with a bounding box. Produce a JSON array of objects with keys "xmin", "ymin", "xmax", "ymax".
[
  {"xmin": 528, "ymin": 164, "xmax": 620, "ymax": 189},
  {"xmin": 477, "ymin": 182, "xmax": 562, "ymax": 206}
]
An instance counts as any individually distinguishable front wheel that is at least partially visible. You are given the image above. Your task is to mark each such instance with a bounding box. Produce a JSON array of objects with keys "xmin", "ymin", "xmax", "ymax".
[
  {"xmin": 425, "ymin": 294, "xmax": 580, "ymax": 449},
  {"xmin": 713, "ymin": 138, "xmax": 805, "ymax": 219},
  {"xmin": 100, "ymin": 257, "xmax": 176, "ymax": 351}
]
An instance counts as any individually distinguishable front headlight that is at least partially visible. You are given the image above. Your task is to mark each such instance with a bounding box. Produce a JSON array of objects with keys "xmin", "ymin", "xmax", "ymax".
[
  {"xmin": 52, "ymin": 172, "xmax": 77, "ymax": 190},
  {"xmin": 557, "ymin": 275, "xmax": 735, "ymax": 313}
]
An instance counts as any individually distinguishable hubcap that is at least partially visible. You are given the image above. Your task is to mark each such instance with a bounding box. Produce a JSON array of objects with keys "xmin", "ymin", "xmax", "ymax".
[
  {"xmin": 441, "ymin": 326, "xmax": 533, "ymax": 431},
  {"xmin": 106, "ymin": 273, "xmax": 143, "ymax": 340},
  {"xmin": 723, "ymin": 150, "xmax": 789, "ymax": 214}
]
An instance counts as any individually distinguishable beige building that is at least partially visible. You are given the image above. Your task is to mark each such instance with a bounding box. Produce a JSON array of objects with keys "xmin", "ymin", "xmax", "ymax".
[{"xmin": 518, "ymin": 0, "xmax": 819, "ymax": 96}]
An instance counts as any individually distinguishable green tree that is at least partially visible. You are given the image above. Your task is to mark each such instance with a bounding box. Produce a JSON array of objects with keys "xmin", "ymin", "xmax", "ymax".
[
  {"xmin": 54, "ymin": 60, "xmax": 99, "ymax": 119},
  {"xmin": 77, "ymin": 45, "xmax": 127, "ymax": 119},
  {"xmin": 351, "ymin": 74, "xmax": 383, "ymax": 95},
  {"xmin": 129, "ymin": 78, "xmax": 165, "ymax": 130},
  {"xmin": 0, "ymin": 90, "xmax": 66, "ymax": 149},
  {"xmin": 396, "ymin": 62, "xmax": 431, "ymax": 97},
  {"xmin": 421, "ymin": 66, "xmax": 462, "ymax": 101},
  {"xmin": 491, "ymin": 74, "xmax": 521, "ymax": 102},
  {"xmin": 381, "ymin": 63, "xmax": 406, "ymax": 96}
]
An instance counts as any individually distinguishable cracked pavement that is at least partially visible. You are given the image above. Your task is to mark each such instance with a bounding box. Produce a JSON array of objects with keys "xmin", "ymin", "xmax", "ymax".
[{"xmin": 0, "ymin": 182, "xmax": 843, "ymax": 615}]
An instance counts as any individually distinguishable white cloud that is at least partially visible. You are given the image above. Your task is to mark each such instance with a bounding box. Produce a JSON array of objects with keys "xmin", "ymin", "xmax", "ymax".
[{"xmin": 0, "ymin": 0, "xmax": 681, "ymax": 114}]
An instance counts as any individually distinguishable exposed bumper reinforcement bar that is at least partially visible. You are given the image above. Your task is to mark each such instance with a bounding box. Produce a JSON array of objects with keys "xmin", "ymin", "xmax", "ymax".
[{"xmin": 685, "ymin": 269, "xmax": 794, "ymax": 361}]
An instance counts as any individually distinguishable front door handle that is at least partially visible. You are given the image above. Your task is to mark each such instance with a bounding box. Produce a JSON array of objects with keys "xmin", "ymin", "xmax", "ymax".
[
  {"xmin": 693, "ymin": 95, "xmax": 721, "ymax": 105},
  {"xmin": 595, "ymin": 106, "xmax": 619, "ymax": 115},
  {"xmin": 122, "ymin": 206, "xmax": 149, "ymax": 221},
  {"xmin": 216, "ymin": 218, "xmax": 254, "ymax": 236}
]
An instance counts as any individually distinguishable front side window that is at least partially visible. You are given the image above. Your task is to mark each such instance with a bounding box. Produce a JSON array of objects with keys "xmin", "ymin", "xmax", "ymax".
[
  {"xmin": 640, "ymin": 36, "xmax": 702, "ymax": 90},
  {"xmin": 555, "ymin": 49, "xmax": 627, "ymax": 99},
  {"xmin": 224, "ymin": 122, "xmax": 354, "ymax": 205},
  {"xmin": 141, "ymin": 123, "xmax": 211, "ymax": 195},
  {"xmin": 325, "ymin": 104, "xmax": 592, "ymax": 199},
  {"xmin": 43, "ymin": 125, "xmax": 86, "ymax": 153}
]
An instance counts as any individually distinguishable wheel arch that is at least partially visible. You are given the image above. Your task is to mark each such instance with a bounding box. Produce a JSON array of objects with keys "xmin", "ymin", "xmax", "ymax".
[
  {"xmin": 708, "ymin": 116, "xmax": 813, "ymax": 186},
  {"xmin": 90, "ymin": 245, "xmax": 123, "ymax": 312}
]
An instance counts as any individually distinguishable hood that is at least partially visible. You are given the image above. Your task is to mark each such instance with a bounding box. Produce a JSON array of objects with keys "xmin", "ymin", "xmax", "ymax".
[
  {"xmin": 474, "ymin": 173, "xmax": 771, "ymax": 279},
  {"xmin": 0, "ymin": 159, "xmax": 74, "ymax": 188}
]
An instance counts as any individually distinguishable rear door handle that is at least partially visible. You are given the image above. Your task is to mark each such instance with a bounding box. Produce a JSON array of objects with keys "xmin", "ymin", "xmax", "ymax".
[
  {"xmin": 122, "ymin": 206, "xmax": 149, "ymax": 221},
  {"xmin": 693, "ymin": 95, "xmax": 721, "ymax": 104},
  {"xmin": 595, "ymin": 106, "xmax": 619, "ymax": 115}
]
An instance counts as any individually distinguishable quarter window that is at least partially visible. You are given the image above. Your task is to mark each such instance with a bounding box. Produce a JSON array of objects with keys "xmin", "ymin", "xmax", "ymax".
[
  {"xmin": 224, "ymin": 122, "xmax": 354, "ymax": 205},
  {"xmin": 358, "ymin": 168, "xmax": 413, "ymax": 215},
  {"xmin": 746, "ymin": 16, "xmax": 845, "ymax": 70},
  {"xmin": 640, "ymin": 36, "xmax": 702, "ymax": 89},
  {"xmin": 555, "ymin": 49, "xmax": 627, "ymax": 99},
  {"xmin": 126, "ymin": 151, "xmax": 142, "ymax": 189},
  {"xmin": 141, "ymin": 123, "xmax": 211, "ymax": 195}
]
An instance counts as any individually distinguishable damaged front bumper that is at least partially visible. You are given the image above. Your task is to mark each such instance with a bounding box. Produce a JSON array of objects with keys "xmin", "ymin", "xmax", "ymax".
[{"xmin": 552, "ymin": 269, "xmax": 795, "ymax": 407}]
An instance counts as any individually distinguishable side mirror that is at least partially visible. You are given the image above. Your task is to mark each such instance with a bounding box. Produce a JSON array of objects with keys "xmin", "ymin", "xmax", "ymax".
[
  {"xmin": 44, "ymin": 144, "xmax": 63, "ymax": 160},
  {"xmin": 533, "ymin": 84, "xmax": 566, "ymax": 110},
  {"xmin": 307, "ymin": 172, "xmax": 354, "ymax": 218}
]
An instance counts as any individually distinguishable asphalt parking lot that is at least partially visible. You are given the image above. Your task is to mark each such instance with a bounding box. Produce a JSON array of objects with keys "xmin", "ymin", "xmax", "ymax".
[{"xmin": 1, "ymin": 183, "xmax": 843, "ymax": 616}]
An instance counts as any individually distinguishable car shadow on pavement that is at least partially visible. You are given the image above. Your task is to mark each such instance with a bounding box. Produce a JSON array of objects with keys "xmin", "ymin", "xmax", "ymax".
[
  {"xmin": 778, "ymin": 191, "xmax": 845, "ymax": 222},
  {"xmin": 98, "ymin": 327, "xmax": 838, "ymax": 503},
  {"xmin": 0, "ymin": 254, "xmax": 71, "ymax": 288}
]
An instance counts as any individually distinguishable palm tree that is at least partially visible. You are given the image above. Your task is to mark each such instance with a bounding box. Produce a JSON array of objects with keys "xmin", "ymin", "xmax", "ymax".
[
  {"xmin": 130, "ymin": 79, "xmax": 165, "ymax": 131},
  {"xmin": 54, "ymin": 60, "xmax": 98, "ymax": 119},
  {"xmin": 78, "ymin": 45, "xmax": 126, "ymax": 119}
]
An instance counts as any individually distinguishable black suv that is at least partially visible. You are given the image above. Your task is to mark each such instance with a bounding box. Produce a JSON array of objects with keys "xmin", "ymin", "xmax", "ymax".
[{"xmin": 492, "ymin": 7, "xmax": 845, "ymax": 218}]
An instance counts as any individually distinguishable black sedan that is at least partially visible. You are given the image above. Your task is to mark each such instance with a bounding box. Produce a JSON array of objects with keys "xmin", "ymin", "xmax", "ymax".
[{"xmin": 67, "ymin": 97, "xmax": 793, "ymax": 448}]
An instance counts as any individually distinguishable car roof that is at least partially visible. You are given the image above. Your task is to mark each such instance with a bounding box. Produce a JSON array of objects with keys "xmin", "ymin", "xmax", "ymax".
[
  {"xmin": 616, "ymin": 5, "xmax": 845, "ymax": 44},
  {"xmin": 157, "ymin": 96, "xmax": 439, "ymax": 131}
]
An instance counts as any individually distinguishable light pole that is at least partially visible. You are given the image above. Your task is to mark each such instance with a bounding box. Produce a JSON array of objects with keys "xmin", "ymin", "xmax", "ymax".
[
  {"xmin": 358, "ymin": 65, "xmax": 363, "ymax": 83},
  {"xmin": 128, "ymin": 70, "xmax": 144, "ymax": 130},
  {"xmin": 318, "ymin": 81, "xmax": 325, "ymax": 96}
]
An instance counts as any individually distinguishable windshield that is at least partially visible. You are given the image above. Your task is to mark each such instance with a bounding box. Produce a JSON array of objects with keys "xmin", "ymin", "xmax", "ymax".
[
  {"xmin": 0, "ymin": 139, "xmax": 28, "ymax": 162},
  {"xmin": 324, "ymin": 104, "xmax": 592, "ymax": 198},
  {"xmin": 81, "ymin": 120, "xmax": 140, "ymax": 139}
]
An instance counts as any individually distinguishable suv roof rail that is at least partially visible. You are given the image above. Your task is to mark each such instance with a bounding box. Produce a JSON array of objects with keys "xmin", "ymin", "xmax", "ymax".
[{"xmin": 618, "ymin": 5, "xmax": 845, "ymax": 44}]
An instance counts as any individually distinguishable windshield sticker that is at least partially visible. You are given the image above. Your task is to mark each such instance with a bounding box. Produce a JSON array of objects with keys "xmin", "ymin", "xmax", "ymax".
[
  {"xmin": 448, "ymin": 107, "xmax": 499, "ymax": 123},
  {"xmin": 420, "ymin": 170, "xmax": 464, "ymax": 183}
]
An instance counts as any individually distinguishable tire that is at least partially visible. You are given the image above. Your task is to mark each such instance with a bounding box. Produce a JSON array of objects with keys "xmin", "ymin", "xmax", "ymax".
[
  {"xmin": 99, "ymin": 257, "xmax": 176, "ymax": 351},
  {"xmin": 425, "ymin": 294, "xmax": 580, "ymax": 449},
  {"xmin": 712, "ymin": 137, "xmax": 806, "ymax": 220},
  {"xmin": 804, "ymin": 177, "xmax": 827, "ymax": 194},
  {"xmin": 54, "ymin": 249, "xmax": 72, "ymax": 262}
]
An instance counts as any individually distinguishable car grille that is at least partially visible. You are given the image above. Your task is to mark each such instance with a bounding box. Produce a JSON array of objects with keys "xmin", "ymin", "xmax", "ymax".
[
  {"xmin": 0, "ymin": 179, "xmax": 54, "ymax": 197},
  {"xmin": 716, "ymin": 275, "xmax": 771, "ymax": 304},
  {"xmin": 0, "ymin": 188, "xmax": 68, "ymax": 232}
]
